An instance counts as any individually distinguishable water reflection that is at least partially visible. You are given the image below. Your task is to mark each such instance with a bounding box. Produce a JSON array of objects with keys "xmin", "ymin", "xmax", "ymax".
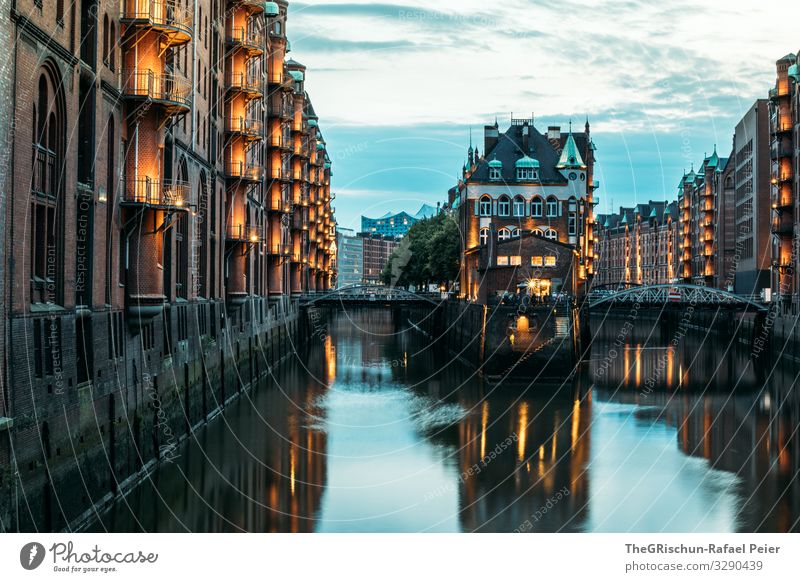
[{"xmin": 90, "ymin": 309, "xmax": 800, "ymax": 532}]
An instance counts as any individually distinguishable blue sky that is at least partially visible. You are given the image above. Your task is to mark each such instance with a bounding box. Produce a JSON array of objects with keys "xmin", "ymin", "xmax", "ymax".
[{"xmin": 285, "ymin": 0, "xmax": 797, "ymax": 229}]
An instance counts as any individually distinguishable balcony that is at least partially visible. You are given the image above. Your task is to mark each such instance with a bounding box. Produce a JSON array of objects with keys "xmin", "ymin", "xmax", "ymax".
[
  {"xmin": 267, "ymin": 198, "xmax": 292, "ymax": 213},
  {"xmin": 266, "ymin": 243, "xmax": 291, "ymax": 256},
  {"xmin": 226, "ymin": 70, "xmax": 262, "ymax": 97},
  {"xmin": 121, "ymin": 177, "xmax": 189, "ymax": 210},
  {"xmin": 226, "ymin": 161, "xmax": 263, "ymax": 182},
  {"xmin": 226, "ymin": 224, "xmax": 263, "ymax": 243},
  {"xmin": 268, "ymin": 71, "xmax": 286, "ymax": 86},
  {"xmin": 234, "ymin": 0, "xmax": 266, "ymax": 14},
  {"xmin": 121, "ymin": 0, "xmax": 193, "ymax": 46},
  {"xmin": 225, "ymin": 117, "xmax": 263, "ymax": 139},
  {"xmin": 225, "ymin": 26, "xmax": 264, "ymax": 55},
  {"xmin": 121, "ymin": 69, "xmax": 191, "ymax": 114},
  {"xmin": 772, "ymin": 214, "xmax": 793, "ymax": 236},
  {"xmin": 769, "ymin": 86, "xmax": 790, "ymax": 101}
]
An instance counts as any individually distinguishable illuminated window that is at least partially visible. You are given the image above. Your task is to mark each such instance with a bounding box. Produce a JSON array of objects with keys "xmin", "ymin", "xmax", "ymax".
[
  {"xmin": 531, "ymin": 256, "xmax": 544, "ymax": 267},
  {"xmin": 545, "ymin": 255, "xmax": 557, "ymax": 267},
  {"xmin": 497, "ymin": 255, "xmax": 509, "ymax": 266},
  {"xmin": 513, "ymin": 197, "xmax": 525, "ymax": 217},
  {"xmin": 531, "ymin": 197, "xmax": 543, "ymax": 217},
  {"xmin": 509, "ymin": 256, "xmax": 522, "ymax": 266}
]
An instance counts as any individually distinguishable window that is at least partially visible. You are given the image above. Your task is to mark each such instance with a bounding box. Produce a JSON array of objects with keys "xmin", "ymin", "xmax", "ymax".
[
  {"xmin": 531, "ymin": 256, "xmax": 544, "ymax": 267},
  {"xmin": 109, "ymin": 22, "xmax": 116, "ymax": 70},
  {"xmin": 497, "ymin": 256, "xmax": 509, "ymax": 266},
  {"xmin": 547, "ymin": 197, "xmax": 558, "ymax": 217},
  {"xmin": 479, "ymin": 227, "xmax": 489, "ymax": 246},
  {"xmin": 531, "ymin": 197, "xmax": 543, "ymax": 217},
  {"xmin": 545, "ymin": 255, "xmax": 557, "ymax": 267},
  {"xmin": 517, "ymin": 168, "xmax": 537, "ymax": 181},
  {"xmin": 498, "ymin": 228, "xmax": 511, "ymax": 241},
  {"xmin": 509, "ymin": 256, "xmax": 522, "ymax": 266},
  {"xmin": 511, "ymin": 228, "xmax": 520, "ymax": 238},
  {"xmin": 568, "ymin": 214, "xmax": 577, "ymax": 235},
  {"xmin": 489, "ymin": 164, "xmax": 502, "ymax": 180},
  {"xmin": 498, "ymin": 196, "xmax": 510, "ymax": 216},
  {"xmin": 545, "ymin": 229, "xmax": 558, "ymax": 241},
  {"xmin": 513, "ymin": 197, "xmax": 525, "ymax": 217},
  {"xmin": 102, "ymin": 15, "xmax": 109, "ymax": 64},
  {"xmin": 479, "ymin": 195, "xmax": 491, "ymax": 216}
]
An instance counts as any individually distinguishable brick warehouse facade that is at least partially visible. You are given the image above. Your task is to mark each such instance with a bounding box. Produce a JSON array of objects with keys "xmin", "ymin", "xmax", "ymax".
[
  {"xmin": 0, "ymin": 0, "xmax": 336, "ymax": 532},
  {"xmin": 451, "ymin": 117, "xmax": 598, "ymax": 303}
]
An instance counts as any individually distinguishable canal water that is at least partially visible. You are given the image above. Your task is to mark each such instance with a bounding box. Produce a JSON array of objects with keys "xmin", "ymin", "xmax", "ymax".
[{"xmin": 89, "ymin": 309, "xmax": 800, "ymax": 532}]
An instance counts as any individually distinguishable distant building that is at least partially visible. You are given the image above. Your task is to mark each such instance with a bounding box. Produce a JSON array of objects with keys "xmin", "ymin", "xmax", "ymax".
[
  {"xmin": 336, "ymin": 229, "xmax": 364, "ymax": 288},
  {"xmin": 361, "ymin": 204, "xmax": 438, "ymax": 238},
  {"xmin": 732, "ymin": 100, "xmax": 771, "ymax": 295},
  {"xmin": 359, "ymin": 233, "xmax": 400, "ymax": 284},
  {"xmin": 595, "ymin": 202, "xmax": 680, "ymax": 286}
]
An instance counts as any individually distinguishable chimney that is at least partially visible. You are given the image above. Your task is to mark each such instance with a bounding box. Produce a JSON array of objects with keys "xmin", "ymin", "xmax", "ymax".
[
  {"xmin": 548, "ymin": 126, "xmax": 561, "ymax": 140},
  {"xmin": 484, "ymin": 124, "xmax": 499, "ymax": 154},
  {"xmin": 522, "ymin": 124, "xmax": 530, "ymax": 155}
]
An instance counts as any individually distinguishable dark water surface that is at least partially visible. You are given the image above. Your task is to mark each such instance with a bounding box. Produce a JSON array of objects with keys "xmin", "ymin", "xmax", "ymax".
[{"xmin": 89, "ymin": 309, "xmax": 800, "ymax": 532}]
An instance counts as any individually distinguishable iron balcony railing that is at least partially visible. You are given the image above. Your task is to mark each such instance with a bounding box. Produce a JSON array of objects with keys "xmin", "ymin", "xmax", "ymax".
[
  {"xmin": 226, "ymin": 160, "xmax": 263, "ymax": 182},
  {"xmin": 121, "ymin": 69, "xmax": 191, "ymax": 108},
  {"xmin": 121, "ymin": 0, "xmax": 193, "ymax": 40},
  {"xmin": 225, "ymin": 26, "xmax": 264, "ymax": 52},
  {"xmin": 266, "ymin": 243, "xmax": 292, "ymax": 256},
  {"xmin": 226, "ymin": 224, "xmax": 263, "ymax": 242},
  {"xmin": 226, "ymin": 70, "xmax": 262, "ymax": 95},
  {"xmin": 225, "ymin": 117, "xmax": 263, "ymax": 138},
  {"xmin": 122, "ymin": 177, "xmax": 190, "ymax": 208}
]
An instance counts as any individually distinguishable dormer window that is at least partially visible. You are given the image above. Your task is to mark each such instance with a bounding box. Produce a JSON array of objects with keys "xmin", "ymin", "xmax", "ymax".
[
  {"xmin": 488, "ymin": 160, "xmax": 503, "ymax": 181},
  {"xmin": 517, "ymin": 167, "xmax": 537, "ymax": 181}
]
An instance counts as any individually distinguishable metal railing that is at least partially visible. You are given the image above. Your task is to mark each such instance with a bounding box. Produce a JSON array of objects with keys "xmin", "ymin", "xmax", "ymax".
[
  {"xmin": 122, "ymin": 177, "xmax": 189, "ymax": 207},
  {"xmin": 226, "ymin": 224, "xmax": 262, "ymax": 242},
  {"xmin": 226, "ymin": 70, "xmax": 262, "ymax": 94},
  {"xmin": 121, "ymin": 69, "xmax": 191, "ymax": 107},
  {"xmin": 226, "ymin": 161, "xmax": 263, "ymax": 181},
  {"xmin": 122, "ymin": 0, "xmax": 193, "ymax": 37},
  {"xmin": 225, "ymin": 26, "xmax": 264, "ymax": 50},
  {"xmin": 225, "ymin": 116, "xmax": 263, "ymax": 137}
]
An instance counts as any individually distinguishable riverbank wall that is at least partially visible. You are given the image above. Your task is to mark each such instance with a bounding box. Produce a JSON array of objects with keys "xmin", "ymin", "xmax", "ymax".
[{"xmin": 1, "ymin": 298, "xmax": 304, "ymax": 533}]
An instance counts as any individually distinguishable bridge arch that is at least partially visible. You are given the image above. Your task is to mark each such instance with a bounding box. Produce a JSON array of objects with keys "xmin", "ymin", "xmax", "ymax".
[{"xmin": 588, "ymin": 284, "xmax": 768, "ymax": 313}]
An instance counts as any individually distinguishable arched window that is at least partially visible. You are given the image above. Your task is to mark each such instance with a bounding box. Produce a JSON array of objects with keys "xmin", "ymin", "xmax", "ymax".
[
  {"xmin": 513, "ymin": 196, "xmax": 525, "ymax": 217},
  {"xmin": 102, "ymin": 15, "xmax": 109, "ymax": 64},
  {"xmin": 31, "ymin": 67, "xmax": 65, "ymax": 305},
  {"xmin": 498, "ymin": 228, "xmax": 511, "ymax": 241},
  {"xmin": 498, "ymin": 195, "xmax": 510, "ymax": 217},
  {"xmin": 531, "ymin": 196, "xmax": 543, "ymax": 217},
  {"xmin": 479, "ymin": 195, "xmax": 491, "ymax": 217},
  {"xmin": 545, "ymin": 228, "xmax": 558, "ymax": 241},
  {"xmin": 546, "ymin": 196, "xmax": 558, "ymax": 217},
  {"xmin": 510, "ymin": 228, "xmax": 521, "ymax": 238},
  {"xmin": 109, "ymin": 22, "xmax": 116, "ymax": 70},
  {"xmin": 479, "ymin": 227, "xmax": 489, "ymax": 246}
]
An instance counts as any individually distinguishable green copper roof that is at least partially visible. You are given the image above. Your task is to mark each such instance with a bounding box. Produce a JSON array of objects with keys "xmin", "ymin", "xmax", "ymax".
[
  {"xmin": 289, "ymin": 70, "xmax": 304, "ymax": 82},
  {"xmin": 308, "ymin": 119, "xmax": 318, "ymax": 127},
  {"xmin": 603, "ymin": 218, "xmax": 610, "ymax": 228},
  {"xmin": 706, "ymin": 146, "xmax": 719, "ymax": 168},
  {"xmin": 789, "ymin": 63, "xmax": 800, "ymax": 83},
  {"xmin": 264, "ymin": 2, "xmax": 280, "ymax": 17},
  {"xmin": 316, "ymin": 143, "xmax": 325, "ymax": 151},
  {"xmin": 620, "ymin": 214, "xmax": 628, "ymax": 225},
  {"xmin": 488, "ymin": 159, "xmax": 503, "ymax": 168},
  {"xmin": 649, "ymin": 208, "xmax": 657, "ymax": 218},
  {"xmin": 663, "ymin": 206, "xmax": 671, "ymax": 216},
  {"xmin": 556, "ymin": 132, "xmax": 586, "ymax": 169},
  {"xmin": 515, "ymin": 155, "xmax": 540, "ymax": 169}
]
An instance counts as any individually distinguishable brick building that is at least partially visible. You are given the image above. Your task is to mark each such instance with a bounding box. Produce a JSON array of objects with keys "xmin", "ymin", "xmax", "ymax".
[
  {"xmin": 678, "ymin": 149, "xmax": 735, "ymax": 288},
  {"xmin": 452, "ymin": 116, "xmax": 598, "ymax": 302},
  {"xmin": 769, "ymin": 52, "xmax": 800, "ymax": 310},
  {"xmin": 359, "ymin": 233, "xmax": 400, "ymax": 285},
  {"xmin": 1, "ymin": 0, "xmax": 335, "ymax": 531},
  {"xmin": 595, "ymin": 201, "xmax": 680, "ymax": 287}
]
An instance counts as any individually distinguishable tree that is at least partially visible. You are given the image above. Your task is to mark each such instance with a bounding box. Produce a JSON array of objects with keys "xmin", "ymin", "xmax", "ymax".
[{"xmin": 381, "ymin": 213, "xmax": 460, "ymax": 289}]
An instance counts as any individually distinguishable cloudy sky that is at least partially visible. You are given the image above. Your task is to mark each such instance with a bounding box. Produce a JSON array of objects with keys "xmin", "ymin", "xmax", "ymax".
[{"xmin": 285, "ymin": 0, "xmax": 797, "ymax": 229}]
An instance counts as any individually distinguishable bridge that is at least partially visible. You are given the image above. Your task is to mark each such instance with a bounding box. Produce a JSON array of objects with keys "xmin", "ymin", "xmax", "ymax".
[
  {"xmin": 300, "ymin": 284, "xmax": 442, "ymax": 307},
  {"xmin": 587, "ymin": 283, "xmax": 769, "ymax": 313}
]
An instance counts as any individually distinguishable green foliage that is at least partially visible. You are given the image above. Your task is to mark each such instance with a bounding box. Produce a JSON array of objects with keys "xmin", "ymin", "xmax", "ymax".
[{"xmin": 381, "ymin": 213, "xmax": 460, "ymax": 288}]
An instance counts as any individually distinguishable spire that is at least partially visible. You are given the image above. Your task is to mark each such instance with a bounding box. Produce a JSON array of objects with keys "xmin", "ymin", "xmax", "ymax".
[
  {"xmin": 585, "ymin": 116, "xmax": 590, "ymax": 133},
  {"xmin": 468, "ymin": 127, "xmax": 474, "ymax": 166},
  {"xmin": 556, "ymin": 129, "xmax": 587, "ymax": 170}
]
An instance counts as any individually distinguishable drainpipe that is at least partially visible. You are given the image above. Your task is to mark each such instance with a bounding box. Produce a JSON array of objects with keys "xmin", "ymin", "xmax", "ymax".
[{"xmin": 192, "ymin": 0, "xmax": 198, "ymax": 150}]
